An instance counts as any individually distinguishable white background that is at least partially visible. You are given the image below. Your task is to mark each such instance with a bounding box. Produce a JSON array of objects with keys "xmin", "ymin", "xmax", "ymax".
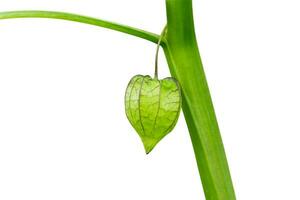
[{"xmin": 0, "ymin": 0, "xmax": 300, "ymax": 199}]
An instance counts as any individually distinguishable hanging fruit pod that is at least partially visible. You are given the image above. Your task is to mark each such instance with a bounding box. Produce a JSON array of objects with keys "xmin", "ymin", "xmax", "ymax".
[{"xmin": 125, "ymin": 74, "xmax": 181, "ymax": 154}]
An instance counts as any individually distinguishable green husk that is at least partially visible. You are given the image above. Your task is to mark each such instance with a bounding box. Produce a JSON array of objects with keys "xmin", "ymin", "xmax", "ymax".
[{"xmin": 125, "ymin": 75, "xmax": 181, "ymax": 154}]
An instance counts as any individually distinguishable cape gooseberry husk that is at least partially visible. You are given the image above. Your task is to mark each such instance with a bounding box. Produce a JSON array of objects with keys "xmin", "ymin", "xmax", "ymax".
[{"xmin": 125, "ymin": 75, "xmax": 181, "ymax": 154}]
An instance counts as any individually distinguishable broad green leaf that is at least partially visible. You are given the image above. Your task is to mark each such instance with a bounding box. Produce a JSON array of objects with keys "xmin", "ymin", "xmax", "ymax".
[{"xmin": 125, "ymin": 75, "xmax": 181, "ymax": 154}]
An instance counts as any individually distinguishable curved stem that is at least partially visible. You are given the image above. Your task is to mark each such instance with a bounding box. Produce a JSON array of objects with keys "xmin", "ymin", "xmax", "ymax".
[
  {"xmin": 154, "ymin": 25, "xmax": 167, "ymax": 79},
  {"xmin": 0, "ymin": 10, "xmax": 160, "ymax": 43}
]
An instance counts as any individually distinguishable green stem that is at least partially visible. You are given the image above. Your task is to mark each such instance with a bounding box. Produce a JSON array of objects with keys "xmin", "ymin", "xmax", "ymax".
[
  {"xmin": 0, "ymin": 10, "xmax": 160, "ymax": 43},
  {"xmin": 163, "ymin": 0, "xmax": 236, "ymax": 199},
  {"xmin": 154, "ymin": 25, "xmax": 167, "ymax": 79}
]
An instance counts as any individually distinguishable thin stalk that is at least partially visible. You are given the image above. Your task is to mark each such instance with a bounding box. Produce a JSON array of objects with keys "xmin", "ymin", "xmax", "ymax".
[
  {"xmin": 0, "ymin": 10, "xmax": 160, "ymax": 43},
  {"xmin": 164, "ymin": 0, "xmax": 236, "ymax": 199},
  {"xmin": 154, "ymin": 26, "xmax": 167, "ymax": 79}
]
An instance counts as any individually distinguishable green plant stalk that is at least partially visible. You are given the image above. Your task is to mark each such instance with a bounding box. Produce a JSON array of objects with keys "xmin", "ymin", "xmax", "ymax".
[
  {"xmin": 163, "ymin": 0, "xmax": 236, "ymax": 199},
  {"xmin": 0, "ymin": 3, "xmax": 236, "ymax": 199},
  {"xmin": 0, "ymin": 10, "xmax": 159, "ymax": 43}
]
